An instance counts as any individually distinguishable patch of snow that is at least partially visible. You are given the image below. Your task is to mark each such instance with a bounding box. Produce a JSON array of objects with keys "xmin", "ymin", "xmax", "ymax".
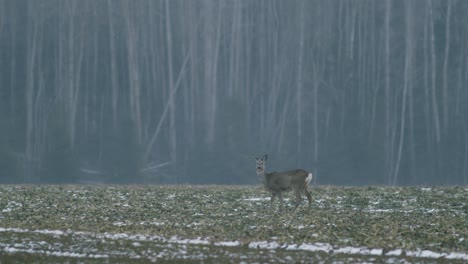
[
  {"xmin": 295, "ymin": 243, "xmax": 332, "ymax": 253},
  {"xmin": 214, "ymin": 241, "xmax": 240, "ymax": 247},
  {"xmin": 242, "ymin": 197, "xmax": 269, "ymax": 201},
  {"xmin": 2, "ymin": 201, "xmax": 22, "ymax": 213},
  {"xmin": 370, "ymin": 248, "xmax": 383, "ymax": 255},
  {"xmin": 386, "ymin": 249, "xmax": 402, "ymax": 256},
  {"xmin": 2, "ymin": 246, "xmax": 109, "ymax": 259},
  {"xmin": 0, "ymin": 227, "xmax": 27, "ymax": 233},
  {"xmin": 367, "ymin": 209, "xmax": 394, "ymax": 213},
  {"xmin": 145, "ymin": 221, "xmax": 165, "ymax": 226},
  {"xmin": 285, "ymin": 244, "xmax": 298, "ymax": 250},
  {"xmin": 105, "ymin": 233, "xmax": 130, "ymax": 239},
  {"xmin": 447, "ymin": 252, "xmax": 468, "ymax": 260},
  {"xmin": 407, "ymin": 250, "xmax": 446, "ymax": 259},
  {"xmin": 186, "ymin": 222, "xmax": 201, "ymax": 228},
  {"xmin": 248, "ymin": 241, "xmax": 280, "ymax": 250},
  {"xmin": 32, "ymin": 229, "xmax": 66, "ymax": 236},
  {"xmin": 113, "ymin": 222, "xmax": 127, "ymax": 227},
  {"xmin": 168, "ymin": 236, "xmax": 210, "ymax": 245}
]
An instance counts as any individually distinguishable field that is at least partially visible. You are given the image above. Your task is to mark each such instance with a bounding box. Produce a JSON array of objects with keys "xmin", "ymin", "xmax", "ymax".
[{"xmin": 0, "ymin": 185, "xmax": 467, "ymax": 263}]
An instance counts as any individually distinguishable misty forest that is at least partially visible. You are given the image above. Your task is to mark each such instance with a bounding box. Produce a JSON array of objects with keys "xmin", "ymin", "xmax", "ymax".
[{"xmin": 0, "ymin": 0, "xmax": 467, "ymax": 185}]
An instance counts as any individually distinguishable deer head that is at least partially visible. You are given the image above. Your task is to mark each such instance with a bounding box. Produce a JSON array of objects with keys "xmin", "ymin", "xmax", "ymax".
[{"xmin": 255, "ymin": 154, "xmax": 268, "ymax": 177}]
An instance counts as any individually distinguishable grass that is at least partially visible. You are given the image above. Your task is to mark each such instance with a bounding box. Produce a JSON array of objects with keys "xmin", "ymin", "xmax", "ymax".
[{"xmin": 0, "ymin": 185, "xmax": 467, "ymax": 263}]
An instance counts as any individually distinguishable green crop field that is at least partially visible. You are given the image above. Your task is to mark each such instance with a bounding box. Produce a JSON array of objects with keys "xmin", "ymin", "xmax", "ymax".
[{"xmin": 0, "ymin": 185, "xmax": 467, "ymax": 263}]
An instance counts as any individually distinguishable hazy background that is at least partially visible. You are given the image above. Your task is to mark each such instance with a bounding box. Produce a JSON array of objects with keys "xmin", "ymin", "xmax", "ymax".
[{"xmin": 0, "ymin": 0, "xmax": 467, "ymax": 185}]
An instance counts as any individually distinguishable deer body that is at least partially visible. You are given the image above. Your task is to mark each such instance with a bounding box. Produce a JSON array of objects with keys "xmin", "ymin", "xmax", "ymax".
[{"xmin": 255, "ymin": 155, "xmax": 312, "ymax": 211}]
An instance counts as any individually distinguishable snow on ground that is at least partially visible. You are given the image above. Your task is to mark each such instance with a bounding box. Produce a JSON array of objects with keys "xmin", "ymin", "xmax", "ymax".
[
  {"xmin": 0, "ymin": 227, "xmax": 467, "ymax": 261},
  {"xmin": 2, "ymin": 245, "xmax": 109, "ymax": 259},
  {"xmin": 1, "ymin": 201, "xmax": 22, "ymax": 213},
  {"xmin": 242, "ymin": 197, "xmax": 270, "ymax": 201},
  {"xmin": 213, "ymin": 241, "xmax": 241, "ymax": 247}
]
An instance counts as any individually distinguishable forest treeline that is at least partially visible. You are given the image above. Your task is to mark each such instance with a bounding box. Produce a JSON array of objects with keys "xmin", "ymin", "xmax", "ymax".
[{"xmin": 0, "ymin": 0, "xmax": 467, "ymax": 185}]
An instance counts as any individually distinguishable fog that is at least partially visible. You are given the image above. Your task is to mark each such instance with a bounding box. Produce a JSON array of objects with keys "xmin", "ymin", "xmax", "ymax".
[{"xmin": 0, "ymin": 0, "xmax": 467, "ymax": 185}]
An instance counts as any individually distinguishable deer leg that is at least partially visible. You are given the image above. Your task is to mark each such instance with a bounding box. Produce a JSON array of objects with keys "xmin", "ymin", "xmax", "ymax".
[
  {"xmin": 292, "ymin": 191, "xmax": 302, "ymax": 212},
  {"xmin": 304, "ymin": 188, "xmax": 312, "ymax": 208},
  {"xmin": 270, "ymin": 193, "xmax": 277, "ymax": 210},
  {"xmin": 296, "ymin": 191, "xmax": 302, "ymax": 204},
  {"xmin": 278, "ymin": 193, "xmax": 285, "ymax": 211}
]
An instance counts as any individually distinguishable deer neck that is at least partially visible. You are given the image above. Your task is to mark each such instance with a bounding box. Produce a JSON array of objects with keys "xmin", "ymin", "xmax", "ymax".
[{"xmin": 257, "ymin": 167, "xmax": 266, "ymax": 178}]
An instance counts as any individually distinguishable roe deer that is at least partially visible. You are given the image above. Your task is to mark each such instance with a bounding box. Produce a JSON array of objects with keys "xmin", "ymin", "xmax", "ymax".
[{"xmin": 255, "ymin": 154, "xmax": 312, "ymax": 211}]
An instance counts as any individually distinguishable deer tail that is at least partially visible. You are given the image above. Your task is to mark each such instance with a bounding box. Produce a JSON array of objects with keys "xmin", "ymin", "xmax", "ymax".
[{"xmin": 306, "ymin": 173, "xmax": 313, "ymax": 185}]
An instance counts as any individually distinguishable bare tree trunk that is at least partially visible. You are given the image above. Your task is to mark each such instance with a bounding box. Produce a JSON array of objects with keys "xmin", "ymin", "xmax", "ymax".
[
  {"xmin": 384, "ymin": 0, "xmax": 394, "ymax": 184},
  {"xmin": 228, "ymin": 1, "xmax": 242, "ymax": 98},
  {"xmin": 296, "ymin": 0, "xmax": 305, "ymax": 165},
  {"xmin": 33, "ymin": 67, "xmax": 46, "ymax": 169},
  {"xmin": 165, "ymin": 0, "xmax": 177, "ymax": 168},
  {"xmin": 9, "ymin": 14, "xmax": 17, "ymax": 128},
  {"xmin": 68, "ymin": 5, "xmax": 84, "ymax": 150},
  {"xmin": 442, "ymin": 0, "xmax": 452, "ymax": 133},
  {"xmin": 392, "ymin": 1, "xmax": 413, "ymax": 185},
  {"xmin": 203, "ymin": 0, "xmax": 222, "ymax": 148},
  {"xmin": 25, "ymin": 14, "xmax": 38, "ymax": 182},
  {"xmin": 107, "ymin": 0, "xmax": 119, "ymax": 128},
  {"xmin": 65, "ymin": 2, "xmax": 76, "ymax": 149},
  {"xmin": 185, "ymin": 2, "xmax": 198, "ymax": 151},
  {"xmin": 423, "ymin": 4, "xmax": 432, "ymax": 151},
  {"xmin": 124, "ymin": 2, "xmax": 142, "ymax": 144},
  {"xmin": 429, "ymin": 0, "xmax": 440, "ymax": 143}
]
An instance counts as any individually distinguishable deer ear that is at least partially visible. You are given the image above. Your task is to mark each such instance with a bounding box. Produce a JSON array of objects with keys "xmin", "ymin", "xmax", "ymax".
[
  {"xmin": 254, "ymin": 156, "xmax": 259, "ymax": 160},
  {"xmin": 264, "ymin": 154, "xmax": 268, "ymax": 160}
]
